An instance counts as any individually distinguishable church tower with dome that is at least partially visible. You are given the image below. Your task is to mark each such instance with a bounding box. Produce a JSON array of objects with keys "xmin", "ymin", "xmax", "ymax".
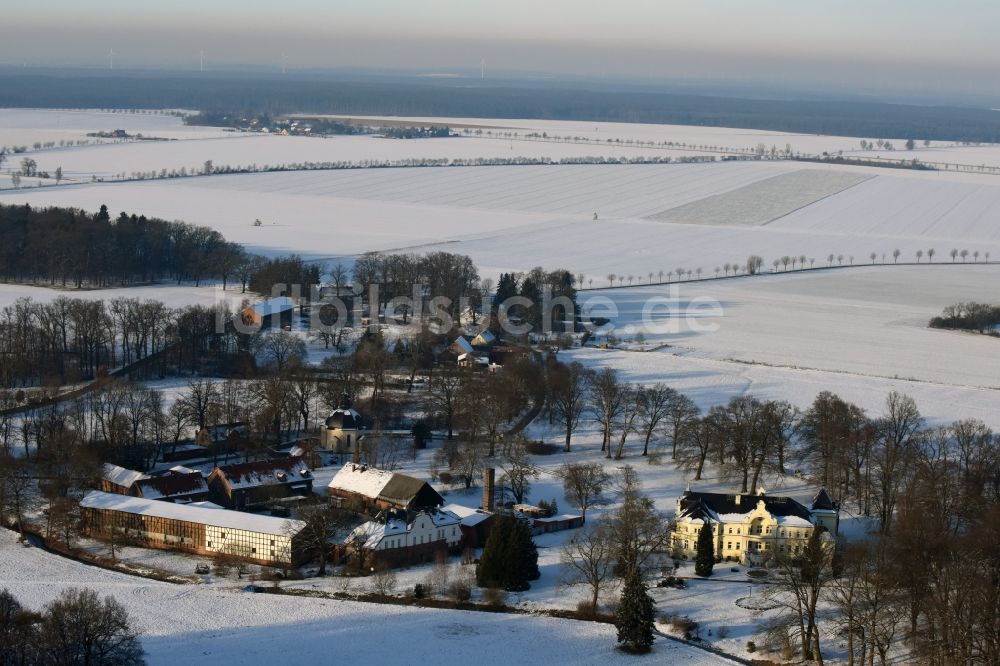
[{"xmin": 321, "ymin": 394, "xmax": 366, "ymax": 454}]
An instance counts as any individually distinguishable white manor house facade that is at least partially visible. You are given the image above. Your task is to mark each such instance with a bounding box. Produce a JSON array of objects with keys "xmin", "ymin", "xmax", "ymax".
[{"xmin": 672, "ymin": 488, "xmax": 839, "ymax": 566}]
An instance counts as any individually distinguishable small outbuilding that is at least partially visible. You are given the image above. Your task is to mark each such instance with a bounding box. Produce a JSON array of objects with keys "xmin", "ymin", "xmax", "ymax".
[{"xmin": 241, "ymin": 296, "xmax": 296, "ymax": 330}]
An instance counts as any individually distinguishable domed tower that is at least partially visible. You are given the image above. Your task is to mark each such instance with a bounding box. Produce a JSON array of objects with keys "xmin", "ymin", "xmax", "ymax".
[
  {"xmin": 321, "ymin": 394, "xmax": 366, "ymax": 454},
  {"xmin": 809, "ymin": 488, "xmax": 839, "ymax": 535}
]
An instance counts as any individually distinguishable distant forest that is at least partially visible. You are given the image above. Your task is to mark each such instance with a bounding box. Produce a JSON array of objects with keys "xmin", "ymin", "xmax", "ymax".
[
  {"xmin": 4, "ymin": 72, "xmax": 1000, "ymax": 143},
  {"xmin": 0, "ymin": 203, "xmax": 245, "ymax": 288}
]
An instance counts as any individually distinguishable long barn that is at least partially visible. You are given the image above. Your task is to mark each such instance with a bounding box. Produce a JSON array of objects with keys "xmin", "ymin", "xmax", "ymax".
[{"xmin": 80, "ymin": 491, "xmax": 305, "ymax": 566}]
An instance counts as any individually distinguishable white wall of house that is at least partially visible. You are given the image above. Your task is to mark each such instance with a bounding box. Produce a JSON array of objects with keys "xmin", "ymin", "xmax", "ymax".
[
  {"xmin": 375, "ymin": 513, "xmax": 461, "ymax": 551},
  {"xmin": 205, "ymin": 525, "xmax": 295, "ymax": 565}
]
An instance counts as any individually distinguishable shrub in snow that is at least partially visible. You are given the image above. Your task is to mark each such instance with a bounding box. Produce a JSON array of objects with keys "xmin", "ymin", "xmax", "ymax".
[{"xmin": 482, "ymin": 587, "xmax": 507, "ymax": 607}]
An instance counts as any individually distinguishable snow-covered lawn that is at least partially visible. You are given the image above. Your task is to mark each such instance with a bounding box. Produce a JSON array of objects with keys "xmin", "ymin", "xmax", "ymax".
[{"xmin": 0, "ymin": 529, "xmax": 732, "ymax": 665}]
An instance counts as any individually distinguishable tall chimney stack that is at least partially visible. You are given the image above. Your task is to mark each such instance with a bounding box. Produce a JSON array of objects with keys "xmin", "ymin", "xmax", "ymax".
[{"xmin": 483, "ymin": 468, "xmax": 495, "ymax": 513}]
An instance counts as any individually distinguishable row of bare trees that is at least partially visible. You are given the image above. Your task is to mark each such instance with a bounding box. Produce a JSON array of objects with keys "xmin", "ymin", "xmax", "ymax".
[
  {"xmin": 545, "ymin": 362, "xmax": 702, "ymax": 459},
  {"xmin": 0, "ymin": 296, "xmax": 237, "ymax": 387},
  {"xmin": 762, "ymin": 413, "xmax": 999, "ymax": 665}
]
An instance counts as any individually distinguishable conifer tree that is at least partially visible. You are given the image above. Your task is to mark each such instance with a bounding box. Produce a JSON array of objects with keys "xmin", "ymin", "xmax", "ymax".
[
  {"xmin": 615, "ymin": 570, "xmax": 655, "ymax": 653},
  {"xmin": 476, "ymin": 516, "xmax": 539, "ymax": 591},
  {"xmin": 695, "ymin": 522, "xmax": 715, "ymax": 577}
]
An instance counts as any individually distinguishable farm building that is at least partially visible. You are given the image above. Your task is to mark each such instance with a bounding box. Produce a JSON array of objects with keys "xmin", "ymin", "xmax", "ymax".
[
  {"xmin": 207, "ymin": 456, "xmax": 313, "ymax": 510},
  {"xmin": 327, "ymin": 463, "xmax": 443, "ymax": 511},
  {"xmin": 470, "ymin": 330, "xmax": 497, "ymax": 349},
  {"xmin": 132, "ymin": 467, "xmax": 210, "ymax": 504},
  {"xmin": 456, "ymin": 352, "xmax": 490, "ymax": 370},
  {"xmin": 80, "ymin": 491, "xmax": 305, "ymax": 566},
  {"xmin": 531, "ymin": 514, "xmax": 585, "ymax": 534},
  {"xmin": 99, "ymin": 463, "xmax": 148, "ymax": 495},
  {"xmin": 240, "ymin": 296, "xmax": 295, "ymax": 330},
  {"xmin": 440, "ymin": 503, "xmax": 494, "ymax": 548},
  {"xmin": 672, "ymin": 488, "xmax": 839, "ymax": 566},
  {"xmin": 195, "ymin": 422, "xmax": 249, "ymax": 456},
  {"xmin": 345, "ymin": 508, "xmax": 461, "ymax": 568},
  {"xmin": 449, "ymin": 336, "xmax": 474, "ymax": 356}
]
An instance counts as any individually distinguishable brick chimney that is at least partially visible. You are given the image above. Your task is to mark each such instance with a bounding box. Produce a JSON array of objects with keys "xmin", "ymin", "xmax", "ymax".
[{"xmin": 483, "ymin": 468, "xmax": 495, "ymax": 513}]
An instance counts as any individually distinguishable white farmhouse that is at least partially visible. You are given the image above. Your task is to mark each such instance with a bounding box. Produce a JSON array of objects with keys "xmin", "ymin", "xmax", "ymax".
[{"xmin": 347, "ymin": 508, "xmax": 462, "ymax": 567}]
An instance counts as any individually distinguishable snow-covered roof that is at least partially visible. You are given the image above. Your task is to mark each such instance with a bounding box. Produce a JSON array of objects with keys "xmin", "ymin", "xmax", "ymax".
[
  {"xmin": 101, "ymin": 464, "xmax": 148, "ymax": 489},
  {"xmin": 250, "ymin": 296, "xmax": 296, "ymax": 317},
  {"xmin": 441, "ymin": 503, "xmax": 492, "ymax": 527},
  {"xmin": 133, "ymin": 473, "xmax": 209, "ymax": 501},
  {"xmin": 776, "ymin": 515, "xmax": 814, "ymax": 528},
  {"xmin": 457, "ymin": 353, "xmax": 489, "ymax": 364},
  {"xmin": 81, "ymin": 491, "xmax": 304, "ymax": 536},
  {"xmin": 534, "ymin": 514, "xmax": 583, "ymax": 524},
  {"xmin": 327, "ymin": 463, "xmax": 443, "ymax": 508},
  {"xmin": 471, "ymin": 330, "xmax": 496, "ymax": 346},
  {"xmin": 678, "ymin": 490, "xmax": 813, "ymax": 524},
  {"xmin": 427, "ymin": 510, "xmax": 461, "ymax": 528},
  {"xmin": 328, "ymin": 463, "xmax": 395, "ymax": 498},
  {"xmin": 212, "ymin": 457, "xmax": 312, "ymax": 490}
]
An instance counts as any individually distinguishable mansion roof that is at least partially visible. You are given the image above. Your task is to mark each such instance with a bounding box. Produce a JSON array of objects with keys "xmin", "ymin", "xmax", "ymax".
[{"xmin": 678, "ymin": 490, "xmax": 814, "ymax": 525}]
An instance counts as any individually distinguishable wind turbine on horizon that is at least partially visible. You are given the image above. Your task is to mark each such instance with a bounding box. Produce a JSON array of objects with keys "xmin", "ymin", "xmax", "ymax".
[
  {"xmin": 281, "ymin": 52, "xmax": 288, "ymax": 74},
  {"xmin": 199, "ymin": 49, "xmax": 204, "ymax": 72},
  {"xmin": 108, "ymin": 48, "xmax": 115, "ymax": 70}
]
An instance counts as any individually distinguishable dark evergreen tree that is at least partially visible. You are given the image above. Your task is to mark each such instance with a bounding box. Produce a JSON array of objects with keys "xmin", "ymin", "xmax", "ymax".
[
  {"xmin": 615, "ymin": 569, "xmax": 655, "ymax": 654},
  {"xmin": 494, "ymin": 272, "xmax": 519, "ymax": 305},
  {"xmin": 476, "ymin": 516, "xmax": 539, "ymax": 591},
  {"xmin": 695, "ymin": 522, "xmax": 715, "ymax": 577}
]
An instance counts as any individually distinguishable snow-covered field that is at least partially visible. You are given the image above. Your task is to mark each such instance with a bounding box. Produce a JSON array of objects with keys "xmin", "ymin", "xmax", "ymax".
[
  {"xmin": 304, "ymin": 114, "xmax": 876, "ymax": 157},
  {"xmin": 0, "ymin": 282, "xmax": 233, "ymax": 309},
  {"xmin": 10, "ymin": 133, "xmax": 722, "ymax": 185},
  {"xmin": 582, "ymin": 265, "xmax": 1000, "ymax": 390},
  {"xmin": 649, "ymin": 169, "xmax": 872, "ymax": 226},
  {"xmin": 772, "ymin": 174, "xmax": 1000, "ymax": 241},
  {"xmin": 0, "ymin": 108, "xmax": 228, "ymax": 150},
  {"xmin": 0, "ymin": 531, "xmax": 734, "ymax": 665},
  {"xmin": 316, "ymin": 114, "xmax": 1000, "ymax": 168},
  {"xmin": 6, "ymin": 160, "xmax": 1000, "ymax": 277}
]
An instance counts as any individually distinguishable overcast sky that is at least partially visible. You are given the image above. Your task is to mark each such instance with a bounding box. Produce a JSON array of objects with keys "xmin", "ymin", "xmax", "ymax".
[{"xmin": 4, "ymin": 1, "xmax": 999, "ymax": 100}]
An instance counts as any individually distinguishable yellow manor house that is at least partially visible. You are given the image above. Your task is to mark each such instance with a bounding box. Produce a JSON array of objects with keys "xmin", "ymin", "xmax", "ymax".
[{"xmin": 672, "ymin": 488, "xmax": 839, "ymax": 566}]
